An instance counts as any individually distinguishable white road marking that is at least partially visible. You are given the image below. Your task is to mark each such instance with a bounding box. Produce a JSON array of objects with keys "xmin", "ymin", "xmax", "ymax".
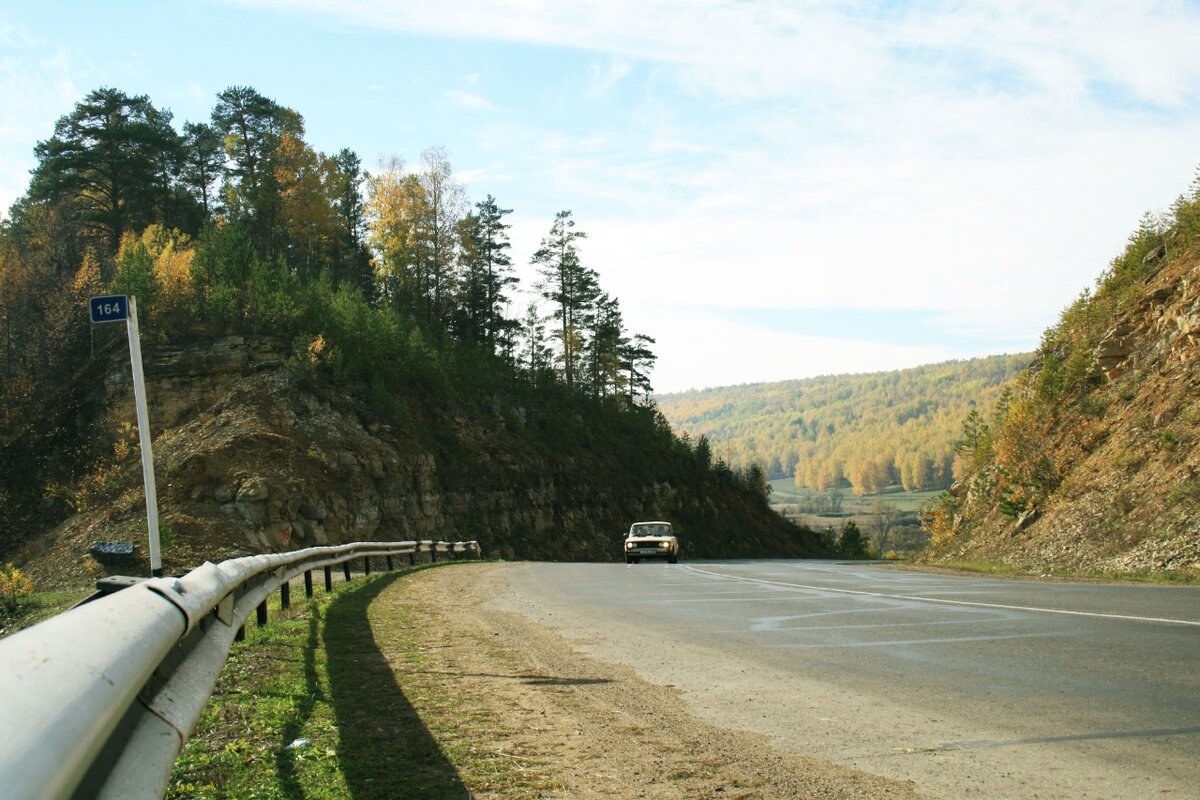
[
  {"xmin": 683, "ymin": 566, "xmax": 1200, "ymax": 627},
  {"xmin": 770, "ymin": 632, "xmax": 1058, "ymax": 649}
]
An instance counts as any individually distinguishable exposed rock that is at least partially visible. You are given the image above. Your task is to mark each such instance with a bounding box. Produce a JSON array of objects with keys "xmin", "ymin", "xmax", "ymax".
[
  {"xmin": 299, "ymin": 498, "xmax": 328, "ymax": 520},
  {"xmin": 236, "ymin": 478, "xmax": 269, "ymax": 502},
  {"xmin": 1095, "ymin": 322, "xmax": 1137, "ymax": 379},
  {"xmin": 233, "ymin": 501, "xmax": 267, "ymax": 526},
  {"xmin": 105, "ymin": 336, "xmax": 286, "ymax": 436},
  {"xmin": 1175, "ymin": 312, "xmax": 1200, "ymax": 337},
  {"xmin": 19, "ymin": 334, "xmax": 828, "ymax": 587},
  {"xmin": 939, "ymin": 241, "xmax": 1200, "ymax": 576},
  {"xmin": 1013, "ymin": 506, "xmax": 1039, "ymax": 534}
]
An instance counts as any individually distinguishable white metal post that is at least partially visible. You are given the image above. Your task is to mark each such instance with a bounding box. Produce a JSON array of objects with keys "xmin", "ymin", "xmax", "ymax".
[{"xmin": 125, "ymin": 296, "xmax": 162, "ymax": 576}]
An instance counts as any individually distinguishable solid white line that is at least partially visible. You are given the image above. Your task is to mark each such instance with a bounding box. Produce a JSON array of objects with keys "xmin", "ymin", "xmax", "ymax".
[{"xmin": 682, "ymin": 566, "xmax": 1200, "ymax": 627}]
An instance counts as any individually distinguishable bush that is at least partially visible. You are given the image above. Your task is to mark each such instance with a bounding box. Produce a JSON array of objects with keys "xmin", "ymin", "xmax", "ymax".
[
  {"xmin": 921, "ymin": 492, "xmax": 958, "ymax": 548},
  {"xmin": 0, "ymin": 563, "xmax": 33, "ymax": 611}
]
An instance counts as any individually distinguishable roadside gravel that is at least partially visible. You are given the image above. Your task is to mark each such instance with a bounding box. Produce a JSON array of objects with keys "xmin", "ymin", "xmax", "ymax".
[{"xmin": 396, "ymin": 563, "xmax": 921, "ymax": 799}]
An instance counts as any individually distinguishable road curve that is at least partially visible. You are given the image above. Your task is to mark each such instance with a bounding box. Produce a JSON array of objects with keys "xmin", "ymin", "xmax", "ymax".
[{"xmin": 486, "ymin": 560, "xmax": 1200, "ymax": 799}]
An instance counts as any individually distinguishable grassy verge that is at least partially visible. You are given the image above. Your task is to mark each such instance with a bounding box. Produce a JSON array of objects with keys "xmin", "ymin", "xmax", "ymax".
[
  {"xmin": 920, "ymin": 559, "xmax": 1200, "ymax": 585},
  {"xmin": 0, "ymin": 586, "xmax": 93, "ymax": 639},
  {"xmin": 169, "ymin": 562, "xmax": 555, "ymax": 799}
]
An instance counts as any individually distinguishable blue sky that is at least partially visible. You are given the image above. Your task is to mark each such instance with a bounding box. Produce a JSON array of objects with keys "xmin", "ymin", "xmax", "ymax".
[{"xmin": 3, "ymin": 1, "xmax": 1200, "ymax": 392}]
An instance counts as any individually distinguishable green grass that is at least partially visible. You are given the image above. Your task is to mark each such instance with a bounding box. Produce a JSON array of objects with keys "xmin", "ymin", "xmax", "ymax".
[
  {"xmin": 0, "ymin": 586, "xmax": 93, "ymax": 639},
  {"xmin": 169, "ymin": 563, "xmax": 555, "ymax": 799}
]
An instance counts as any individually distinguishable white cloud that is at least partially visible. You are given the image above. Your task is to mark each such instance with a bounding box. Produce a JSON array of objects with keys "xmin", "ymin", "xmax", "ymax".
[
  {"xmin": 0, "ymin": 24, "xmax": 80, "ymax": 217},
  {"xmin": 227, "ymin": 1, "xmax": 1200, "ymax": 107},
  {"xmin": 445, "ymin": 89, "xmax": 500, "ymax": 112},
  {"xmin": 587, "ymin": 57, "xmax": 633, "ymax": 96}
]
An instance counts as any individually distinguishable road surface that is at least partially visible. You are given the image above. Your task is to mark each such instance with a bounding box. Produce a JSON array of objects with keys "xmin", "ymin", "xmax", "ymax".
[{"xmin": 486, "ymin": 560, "xmax": 1200, "ymax": 799}]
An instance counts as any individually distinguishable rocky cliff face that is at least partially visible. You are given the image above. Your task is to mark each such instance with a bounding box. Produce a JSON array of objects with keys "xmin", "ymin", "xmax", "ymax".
[
  {"xmin": 939, "ymin": 245, "xmax": 1200, "ymax": 574},
  {"xmin": 22, "ymin": 337, "xmax": 821, "ymax": 586}
]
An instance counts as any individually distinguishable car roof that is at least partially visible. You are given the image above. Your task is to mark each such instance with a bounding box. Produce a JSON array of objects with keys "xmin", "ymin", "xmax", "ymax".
[{"xmin": 631, "ymin": 521, "xmax": 671, "ymax": 526}]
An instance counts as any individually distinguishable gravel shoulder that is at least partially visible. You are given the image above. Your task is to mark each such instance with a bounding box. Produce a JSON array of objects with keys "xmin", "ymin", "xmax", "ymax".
[{"xmin": 394, "ymin": 562, "xmax": 921, "ymax": 799}]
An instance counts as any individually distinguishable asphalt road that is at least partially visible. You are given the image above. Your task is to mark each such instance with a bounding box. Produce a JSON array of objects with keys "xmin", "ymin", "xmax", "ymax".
[{"xmin": 488, "ymin": 560, "xmax": 1200, "ymax": 799}]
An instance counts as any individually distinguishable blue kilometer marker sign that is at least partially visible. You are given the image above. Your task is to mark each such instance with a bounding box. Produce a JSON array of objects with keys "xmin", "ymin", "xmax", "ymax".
[{"xmin": 89, "ymin": 294, "xmax": 130, "ymax": 323}]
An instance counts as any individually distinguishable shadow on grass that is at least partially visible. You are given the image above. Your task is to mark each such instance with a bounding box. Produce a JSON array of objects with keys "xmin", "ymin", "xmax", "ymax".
[
  {"xmin": 274, "ymin": 608, "xmax": 325, "ymax": 798},
  {"xmin": 324, "ymin": 572, "xmax": 470, "ymax": 800}
]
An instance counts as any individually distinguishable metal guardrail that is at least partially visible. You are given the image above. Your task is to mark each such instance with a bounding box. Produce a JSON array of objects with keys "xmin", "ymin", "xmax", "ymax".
[{"xmin": 0, "ymin": 539, "xmax": 480, "ymax": 799}]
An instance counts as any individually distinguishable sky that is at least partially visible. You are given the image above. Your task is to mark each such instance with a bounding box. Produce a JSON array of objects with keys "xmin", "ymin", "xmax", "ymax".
[{"xmin": 2, "ymin": 1, "xmax": 1200, "ymax": 393}]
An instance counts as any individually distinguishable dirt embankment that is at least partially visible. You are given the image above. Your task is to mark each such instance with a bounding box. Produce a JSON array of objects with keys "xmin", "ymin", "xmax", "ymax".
[{"xmin": 397, "ymin": 564, "xmax": 920, "ymax": 799}]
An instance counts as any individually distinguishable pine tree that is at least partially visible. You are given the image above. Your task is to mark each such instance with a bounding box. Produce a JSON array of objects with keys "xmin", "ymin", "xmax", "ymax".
[
  {"xmin": 532, "ymin": 210, "xmax": 597, "ymax": 392},
  {"xmin": 622, "ymin": 333, "xmax": 657, "ymax": 404},
  {"xmin": 518, "ymin": 302, "xmax": 553, "ymax": 383},
  {"xmin": 179, "ymin": 122, "xmax": 225, "ymax": 218},
  {"xmin": 211, "ymin": 86, "xmax": 303, "ymax": 257},
  {"xmin": 330, "ymin": 149, "xmax": 374, "ymax": 301},
  {"xmin": 584, "ymin": 291, "xmax": 626, "ymax": 398},
  {"xmin": 31, "ymin": 87, "xmax": 182, "ymax": 258},
  {"xmin": 455, "ymin": 195, "xmax": 515, "ymax": 352},
  {"xmin": 839, "ymin": 519, "xmax": 869, "ymax": 558}
]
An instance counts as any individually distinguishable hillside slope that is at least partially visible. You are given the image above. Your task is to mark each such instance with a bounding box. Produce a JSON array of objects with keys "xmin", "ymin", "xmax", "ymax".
[
  {"xmin": 657, "ymin": 354, "xmax": 1030, "ymax": 493},
  {"xmin": 929, "ymin": 204, "xmax": 1200, "ymax": 574},
  {"xmin": 16, "ymin": 337, "xmax": 825, "ymax": 587}
]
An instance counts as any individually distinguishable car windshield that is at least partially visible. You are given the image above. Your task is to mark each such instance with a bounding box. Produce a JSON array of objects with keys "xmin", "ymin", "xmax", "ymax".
[{"xmin": 630, "ymin": 524, "xmax": 670, "ymax": 536}]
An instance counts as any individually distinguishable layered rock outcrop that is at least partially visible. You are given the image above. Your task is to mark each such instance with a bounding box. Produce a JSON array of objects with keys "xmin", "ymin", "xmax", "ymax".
[{"xmin": 25, "ymin": 337, "xmax": 821, "ymax": 585}]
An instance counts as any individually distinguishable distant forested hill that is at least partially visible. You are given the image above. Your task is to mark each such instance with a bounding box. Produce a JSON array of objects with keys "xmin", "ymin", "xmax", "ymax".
[{"xmin": 657, "ymin": 354, "xmax": 1031, "ymax": 494}]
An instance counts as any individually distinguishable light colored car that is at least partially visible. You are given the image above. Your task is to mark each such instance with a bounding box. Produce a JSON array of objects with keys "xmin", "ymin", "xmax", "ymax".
[{"xmin": 624, "ymin": 521, "xmax": 680, "ymax": 564}]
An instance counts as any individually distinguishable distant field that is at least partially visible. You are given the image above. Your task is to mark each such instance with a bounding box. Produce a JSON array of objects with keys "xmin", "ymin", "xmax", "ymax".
[
  {"xmin": 768, "ymin": 478, "xmax": 936, "ymax": 551},
  {"xmin": 767, "ymin": 478, "xmax": 941, "ymax": 514}
]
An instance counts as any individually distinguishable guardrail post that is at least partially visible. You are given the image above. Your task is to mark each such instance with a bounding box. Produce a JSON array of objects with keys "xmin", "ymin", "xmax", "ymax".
[
  {"xmin": 386, "ymin": 555, "xmax": 394, "ymax": 571},
  {"xmin": 236, "ymin": 624, "xmax": 246, "ymax": 641},
  {"xmin": 364, "ymin": 556, "xmax": 371, "ymax": 576},
  {"xmin": 409, "ymin": 548, "xmax": 417, "ymax": 565},
  {"xmin": 324, "ymin": 565, "xmax": 332, "ymax": 592},
  {"xmin": 304, "ymin": 570, "xmax": 313, "ymax": 598},
  {"xmin": 431, "ymin": 545, "xmax": 437, "ymax": 563},
  {"xmin": 343, "ymin": 561, "xmax": 352, "ymax": 582},
  {"xmin": 280, "ymin": 580, "xmax": 291, "ymax": 610},
  {"xmin": 256, "ymin": 601, "xmax": 268, "ymax": 627}
]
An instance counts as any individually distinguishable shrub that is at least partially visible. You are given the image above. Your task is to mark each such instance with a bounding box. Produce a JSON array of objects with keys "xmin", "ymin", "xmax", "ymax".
[
  {"xmin": 0, "ymin": 563, "xmax": 33, "ymax": 610},
  {"xmin": 1168, "ymin": 481, "xmax": 1200, "ymax": 507},
  {"xmin": 920, "ymin": 492, "xmax": 958, "ymax": 548}
]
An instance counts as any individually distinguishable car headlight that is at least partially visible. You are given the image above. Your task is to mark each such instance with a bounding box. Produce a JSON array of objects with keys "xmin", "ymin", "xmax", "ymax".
[
  {"xmin": 625, "ymin": 541, "xmax": 636, "ymax": 550},
  {"xmin": 659, "ymin": 541, "xmax": 671, "ymax": 549}
]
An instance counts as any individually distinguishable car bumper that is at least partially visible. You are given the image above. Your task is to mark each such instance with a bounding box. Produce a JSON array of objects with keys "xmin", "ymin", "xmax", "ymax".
[{"xmin": 625, "ymin": 544, "xmax": 678, "ymax": 560}]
